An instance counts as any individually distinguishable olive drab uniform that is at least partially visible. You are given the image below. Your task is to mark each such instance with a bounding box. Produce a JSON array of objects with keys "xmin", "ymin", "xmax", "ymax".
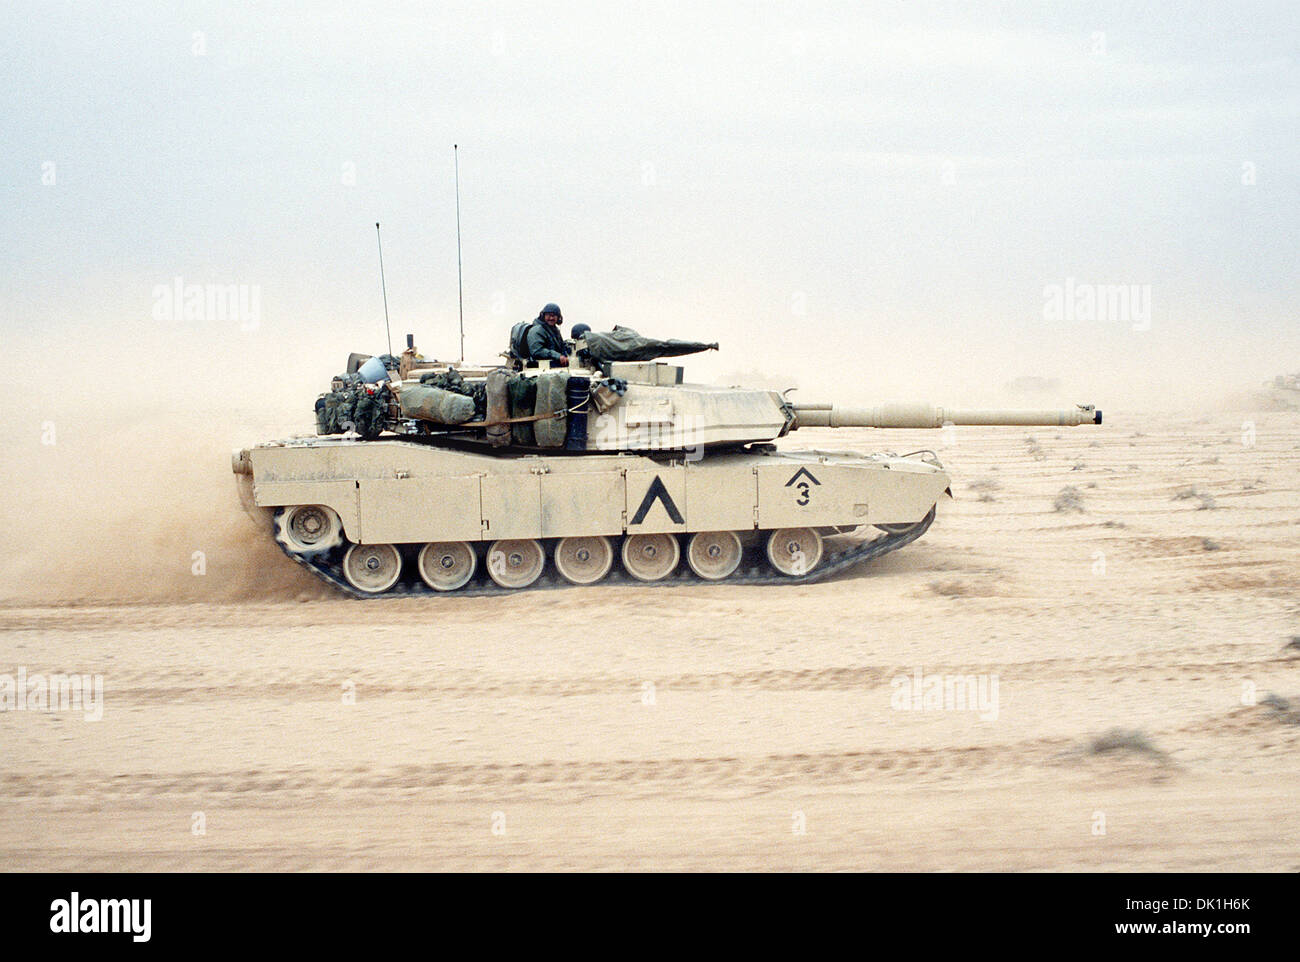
[{"xmin": 525, "ymin": 317, "xmax": 568, "ymax": 362}]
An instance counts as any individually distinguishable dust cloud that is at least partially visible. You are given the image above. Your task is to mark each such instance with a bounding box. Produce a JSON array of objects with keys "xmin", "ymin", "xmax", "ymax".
[
  {"xmin": 0, "ymin": 405, "xmax": 329, "ymax": 605},
  {"xmin": 2, "ymin": 312, "xmax": 1290, "ymax": 606},
  {"xmin": 3, "ymin": 324, "xmax": 333, "ymax": 605}
]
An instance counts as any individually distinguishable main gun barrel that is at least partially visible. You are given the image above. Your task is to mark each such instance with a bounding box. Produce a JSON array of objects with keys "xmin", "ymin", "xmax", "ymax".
[{"xmin": 793, "ymin": 402, "xmax": 1101, "ymax": 429}]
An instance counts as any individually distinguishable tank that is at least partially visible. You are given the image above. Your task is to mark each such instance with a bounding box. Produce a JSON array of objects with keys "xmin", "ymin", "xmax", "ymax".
[
  {"xmin": 232, "ymin": 333, "xmax": 1102, "ymax": 596},
  {"xmin": 1257, "ymin": 373, "xmax": 1300, "ymax": 410}
]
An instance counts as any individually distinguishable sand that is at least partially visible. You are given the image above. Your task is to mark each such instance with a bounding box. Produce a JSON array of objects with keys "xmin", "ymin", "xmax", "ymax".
[{"xmin": 1, "ymin": 407, "xmax": 1297, "ymax": 871}]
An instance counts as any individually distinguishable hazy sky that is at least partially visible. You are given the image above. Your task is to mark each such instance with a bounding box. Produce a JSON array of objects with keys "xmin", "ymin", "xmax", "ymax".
[{"xmin": 3, "ymin": 0, "xmax": 1297, "ymax": 406}]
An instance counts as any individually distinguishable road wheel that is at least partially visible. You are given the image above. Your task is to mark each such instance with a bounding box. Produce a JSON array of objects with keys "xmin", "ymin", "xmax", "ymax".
[
  {"xmin": 553, "ymin": 536, "xmax": 614, "ymax": 585},
  {"xmin": 621, "ymin": 533, "xmax": 680, "ymax": 582},
  {"xmin": 686, "ymin": 531, "xmax": 743, "ymax": 581},
  {"xmin": 765, "ymin": 527, "xmax": 824, "ymax": 577},
  {"xmin": 341, "ymin": 543, "xmax": 403, "ymax": 593},
  {"xmin": 417, "ymin": 541, "xmax": 477, "ymax": 591},
  {"xmin": 486, "ymin": 539, "xmax": 546, "ymax": 589}
]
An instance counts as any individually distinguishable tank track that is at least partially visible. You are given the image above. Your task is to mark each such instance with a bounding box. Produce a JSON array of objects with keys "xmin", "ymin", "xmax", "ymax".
[{"xmin": 274, "ymin": 507, "xmax": 937, "ymax": 599}]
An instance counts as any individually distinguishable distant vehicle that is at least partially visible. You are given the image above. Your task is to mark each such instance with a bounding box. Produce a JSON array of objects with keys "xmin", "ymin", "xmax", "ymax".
[{"xmin": 1245, "ymin": 372, "xmax": 1300, "ymax": 411}]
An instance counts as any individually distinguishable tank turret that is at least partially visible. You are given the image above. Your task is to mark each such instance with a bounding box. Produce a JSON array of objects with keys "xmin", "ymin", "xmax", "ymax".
[
  {"xmin": 235, "ymin": 332, "xmax": 1102, "ymax": 596},
  {"xmin": 309, "ymin": 340, "xmax": 1100, "ymax": 454}
]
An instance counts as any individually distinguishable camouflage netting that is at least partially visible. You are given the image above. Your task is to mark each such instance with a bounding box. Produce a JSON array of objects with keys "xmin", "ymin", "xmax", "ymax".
[
  {"xmin": 419, "ymin": 367, "xmax": 488, "ymax": 420},
  {"xmin": 580, "ymin": 326, "xmax": 718, "ymax": 363},
  {"xmin": 315, "ymin": 382, "xmax": 389, "ymax": 440}
]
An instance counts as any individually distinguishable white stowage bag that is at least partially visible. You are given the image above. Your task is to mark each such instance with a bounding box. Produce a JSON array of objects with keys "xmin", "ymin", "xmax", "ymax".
[{"xmin": 399, "ymin": 384, "xmax": 476, "ymax": 424}]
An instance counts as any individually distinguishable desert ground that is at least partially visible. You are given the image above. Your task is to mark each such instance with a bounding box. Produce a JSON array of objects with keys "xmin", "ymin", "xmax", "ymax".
[{"xmin": 2, "ymin": 406, "xmax": 1297, "ymax": 871}]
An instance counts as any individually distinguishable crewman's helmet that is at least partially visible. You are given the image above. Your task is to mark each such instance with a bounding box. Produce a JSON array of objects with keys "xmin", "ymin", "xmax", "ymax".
[
  {"xmin": 571, "ymin": 323, "xmax": 591, "ymax": 340},
  {"xmin": 541, "ymin": 302, "xmax": 563, "ymax": 321}
]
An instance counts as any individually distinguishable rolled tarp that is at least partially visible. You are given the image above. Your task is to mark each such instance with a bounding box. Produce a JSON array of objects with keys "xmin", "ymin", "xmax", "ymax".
[
  {"xmin": 580, "ymin": 325, "xmax": 718, "ymax": 362},
  {"xmin": 508, "ymin": 374, "xmax": 538, "ymax": 446},
  {"xmin": 399, "ymin": 384, "xmax": 476, "ymax": 424},
  {"xmin": 485, "ymin": 369, "xmax": 511, "ymax": 447},
  {"xmin": 533, "ymin": 371, "xmax": 569, "ymax": 448}
]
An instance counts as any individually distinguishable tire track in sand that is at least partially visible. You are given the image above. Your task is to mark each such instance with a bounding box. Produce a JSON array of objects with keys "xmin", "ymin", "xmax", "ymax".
[
  {"xmin": 8, "ymin": 703, "xmax": 1296, "ymax": 803},
  {"xmin": 79, "ymin": 646, "xmax": 1295, "ymax": 704}
]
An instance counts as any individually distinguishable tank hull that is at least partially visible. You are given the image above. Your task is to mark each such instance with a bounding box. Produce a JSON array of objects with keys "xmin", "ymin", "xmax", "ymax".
[
  {"xmin": 238, "ymin": 437, "xmax": 949, "ymax": 542},
  {"xmin": 234, "ymin": 437, "xmax": 951, "ymax": 594}
]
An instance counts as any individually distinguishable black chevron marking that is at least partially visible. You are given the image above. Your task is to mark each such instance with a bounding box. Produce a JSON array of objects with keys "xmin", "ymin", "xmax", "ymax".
[
  {"xmin": 630, "ymin": 475, "xmax": 684, "ymax": 525},
  {"xmin": 785, "ymin": 467, "xmax": 821, "ymax": 487}
]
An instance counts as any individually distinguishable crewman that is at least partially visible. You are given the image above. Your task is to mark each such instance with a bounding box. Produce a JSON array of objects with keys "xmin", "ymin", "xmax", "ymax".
[
  {"xmin": 569, "ymin": 323, "xmax": 593, "ymax": 366},
  {"xmin": 524, "ymin": 303, "xmax": 569, "ymax": 366}
]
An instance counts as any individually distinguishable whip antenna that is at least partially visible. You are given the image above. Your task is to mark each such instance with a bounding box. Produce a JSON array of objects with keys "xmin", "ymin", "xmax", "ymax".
[
  {"xmin": 454, "ymin": 144, "xmax": 465, "ymax": 363},
  {"xmin": 375, "ymin": 222, "xmax": 393, "ymax": 357}
]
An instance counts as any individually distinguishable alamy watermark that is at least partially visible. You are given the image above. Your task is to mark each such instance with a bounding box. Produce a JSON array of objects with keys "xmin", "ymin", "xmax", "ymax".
[
  {"xmin": 151, "ymin": 275, "xmax": 261, "ymax": 330},
  {"xmin": 1043, "ymin": 277, "xmax": 1151, "ymax": 331},
  {"xmin": 50, "ymin": 893, "xmax": 150, "ymax": 942},
  {"xmin": 890, "ymin": 667, "xmax": 999, "ymax": 721},
  {"xmin": 0, "ymin": 668, "xmax": 103, "ymax": 721},
  {"xmin": 592, "ymin": 409, "xmax": 705, "ymax": 462}
]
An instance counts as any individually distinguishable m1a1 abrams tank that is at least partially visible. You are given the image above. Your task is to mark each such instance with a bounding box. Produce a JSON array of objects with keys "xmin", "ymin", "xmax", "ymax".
[{"xmin": 232, "ymin": 329, "xmax": 1102, "ymax": 596}]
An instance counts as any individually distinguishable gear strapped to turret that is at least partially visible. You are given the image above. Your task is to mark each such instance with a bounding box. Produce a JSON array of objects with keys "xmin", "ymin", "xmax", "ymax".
[{"xmin": 577, "ymin": 325, "xmax": 719, "ymax": 363}]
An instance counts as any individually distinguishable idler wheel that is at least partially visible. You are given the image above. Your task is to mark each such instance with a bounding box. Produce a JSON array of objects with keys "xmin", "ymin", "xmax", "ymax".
[
  {"xmin": 486, "ymin": 539, "xmax": 546, "ymax": 589},
  {"xmin": 417, "ymin": 541, "xmax": 477, "ymax": 592},
  {"xmin": 686, "ymin": 531, "xmax": 743, "ymax": 581},
  {"xmin": 275, "ymin": 505, "xmax": 343, "ymax": 556},
  {"xmin": 553, "ymin": 536, "xmax": 614, "ymax": 585},
  {"xmin": 765, "ymin": 527, "xmax": 824, "ymax": 577},
  {"xmin": 620, "ymin": 533, "xmax": 681, "ymax": 582},
  {"xmin": 341, "ymin": 543, "xmax": 403, "ymax": 594}
]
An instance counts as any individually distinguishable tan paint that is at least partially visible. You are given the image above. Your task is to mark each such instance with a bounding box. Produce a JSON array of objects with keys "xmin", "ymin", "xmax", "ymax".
[
  {"xmin": 241, "ymin": 439, "xmax": 950, "ymax": 545},
  {"xmin": 247, "ymin": 357, "xmax": 1097, "ymax": 550}
]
